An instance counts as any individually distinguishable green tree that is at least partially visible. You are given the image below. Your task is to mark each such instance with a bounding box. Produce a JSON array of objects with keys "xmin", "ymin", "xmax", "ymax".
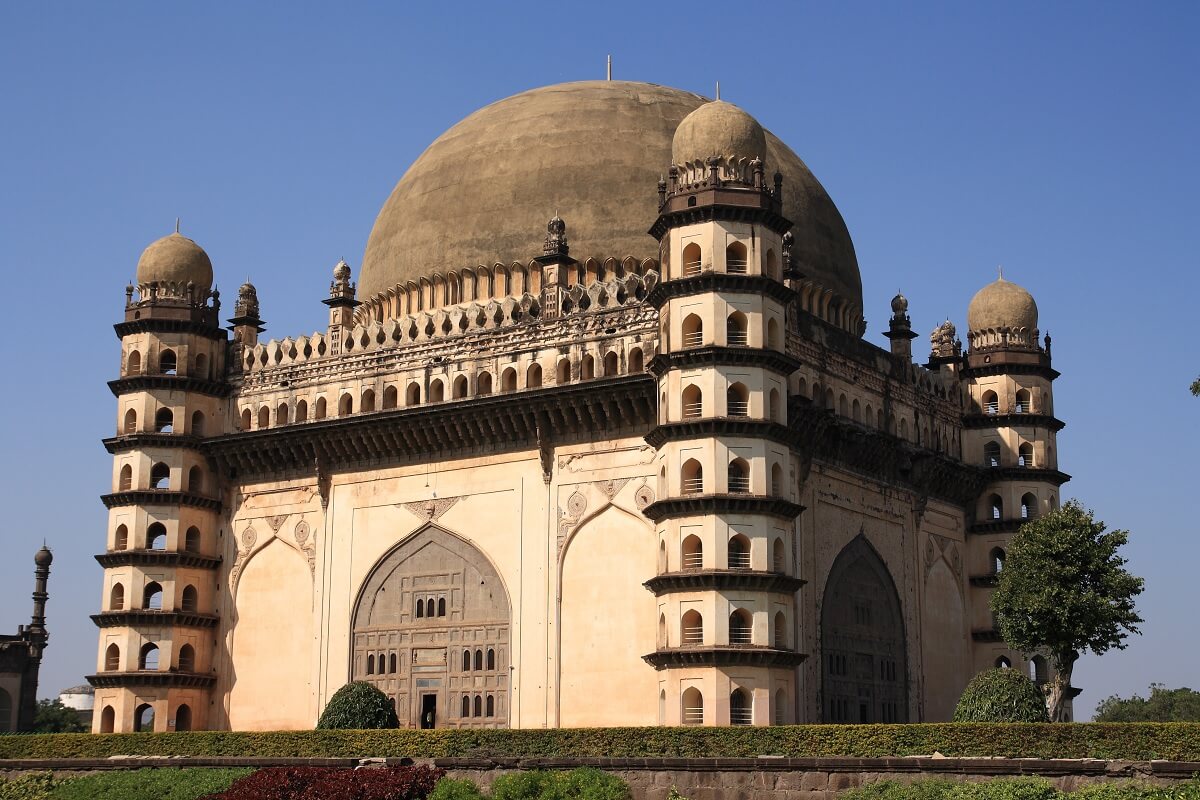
[
  {"xmin": 953, "ymin": 667, "xmax": 1050, "ymax": 723},
  {"xmin": 1094, "ymin": 684, "xmax": 1200, "ymax": 722},
  {"xmin": 32, "ymin": 698, "xmax": 88, "ymax": 733},
  {"xmin": 990, "ymin": 500, "xmax": 1144, "ymax": 722},
  {"xmin": 1191, "ymin": 376, "xmax": 1200, "ymax": 396}
]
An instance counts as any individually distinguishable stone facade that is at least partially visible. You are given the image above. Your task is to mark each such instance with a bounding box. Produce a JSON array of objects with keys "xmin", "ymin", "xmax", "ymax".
[{"xmin": 88, "ymin": 81, "xmax": 1070, "ymax": 732}]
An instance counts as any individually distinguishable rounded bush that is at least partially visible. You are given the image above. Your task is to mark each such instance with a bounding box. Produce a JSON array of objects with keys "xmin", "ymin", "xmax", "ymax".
[
  {"xmin": 316, "ymin": 681, "xmax": 400, "ymax": 730},
  {"xmin": 954, "ymin": 668, "xmax": 1050, "ymax": 723}
]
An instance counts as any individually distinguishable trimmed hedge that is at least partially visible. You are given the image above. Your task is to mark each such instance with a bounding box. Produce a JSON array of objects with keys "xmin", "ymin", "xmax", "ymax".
[
  {"xmin": 209, "ymin": 765, "xmax": 443, "ymax": 800},
  {"xmin": 0, "ymin": 724, "xmax": 1198, "ymax": 762}
]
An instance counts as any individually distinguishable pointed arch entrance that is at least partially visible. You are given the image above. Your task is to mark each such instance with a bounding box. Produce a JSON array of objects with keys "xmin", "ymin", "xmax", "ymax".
[
  {"xmin": 820, "ymin": 535, "xmax": 908, "ymax": 723},
  {"xmin": 351, "ymin": 524, "xmax": 511, "ymax": 728}
]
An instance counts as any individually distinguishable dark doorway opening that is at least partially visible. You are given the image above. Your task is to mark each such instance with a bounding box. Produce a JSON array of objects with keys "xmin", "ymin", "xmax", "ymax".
[{"xmin": 420, "ymin": 695, "xmax": 436, "ymax": 729}]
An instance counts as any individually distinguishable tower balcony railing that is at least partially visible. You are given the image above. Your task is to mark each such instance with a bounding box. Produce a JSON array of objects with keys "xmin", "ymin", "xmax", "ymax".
[
  {"xmin": 727, "ymin": 332, "xmax": 749, "ymax": 347},
  {"xmin": 682, "ymin": 331, "xmax": 704, "ymax": 348},
  {"xmin": 681, "ymin": 625, "xmax": 704, "ymax": 645},
  {"xmin": 984, "ymin": 402, "xmax": 999, "ymax": 415},
  {"xmin": 730, "ymin": 707, "xmax": 753, "ymax": 725},
  {"xmin": 682, "ymin": 260, "xmax": 704, "ymax": 277},
  {"xmin": 726, "ymin": 259, "xmax": 749, "ymax": 274},
  {"xmin": 683, "ymin": 705, "xmax": 704, "ymax": 725},
  {"xmin": 1017, "ymin": 456, "xmax": 1035, "ymax": 467},
  {"xmin": 727, "ymin": 401, "xmax": 749, "ymax": 417},
  {"xmin": 727, "ymin": 552, "xmax": 751, "ymax": 569},
  {"xmin": 681, "ymin": 478, "xmax": 704, "ymax": 495},
  {"xmin": 682, "ymin": 553, "xmax": 704, "ymax": 570},
  {"xmin": 682, "ymin": 402, "xmax": 703, "ymax": 418},
  {"xmin": 728, "ymin": 628, "xmax": 753, "ymax": 645},
  {"xmin": 727, "ymin": 476, "xmax": 750, "ymax": 494}
]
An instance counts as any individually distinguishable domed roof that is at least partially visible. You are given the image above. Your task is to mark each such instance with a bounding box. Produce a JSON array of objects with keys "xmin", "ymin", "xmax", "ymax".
[
  {"xmin": 136, "ymin": 233, "xmax": 213, "ymax": 289},
  {"xmin": 967, "ymin": 277, "xmax": 1038, "ymax": 332},
  {"xmin": 360, "ymin": 81, "xmax": 862, "ymax": 311},
  {"xmin": 672, "ymin": 100, "xmax": 767, "ymax": 165},
  {"xmin": 34, "ymin": 545, "xmax": 52, "ymax": 567}
]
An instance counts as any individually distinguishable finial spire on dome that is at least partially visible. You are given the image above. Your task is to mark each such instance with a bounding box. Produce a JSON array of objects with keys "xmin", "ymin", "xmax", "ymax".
[
  {"xmin": 606, "ymin": 55, "xmax": 611, "ymax": 81},
  {"xmin": 998, "ymin": 264, "xmax": 1004, "ymax": 280},
  {"xmin": 175, "ymin": 217, "xmax": 180, "ymax": 234},
  {"xmin": 715, "ymin": 81, "xmax": 720, "ymax": 101}
]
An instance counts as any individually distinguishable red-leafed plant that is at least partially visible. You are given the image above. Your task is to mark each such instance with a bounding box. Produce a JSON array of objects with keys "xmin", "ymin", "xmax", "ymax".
[{"xmin": 206, "ymin": 765, "xmax": 446, "ymax": 800}]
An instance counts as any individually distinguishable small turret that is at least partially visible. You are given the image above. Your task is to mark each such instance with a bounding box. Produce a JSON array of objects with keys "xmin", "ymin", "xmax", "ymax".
[
  {"xmin": 884, "ymin": 292, "xmax": 918, "ymax": 361},
  {"xmin": 323, "ymin": 260, "xmax": 360, "ymax": 356},
  {"xmin": 228, "ymin": 281, "xmax": 265, "ymax": 347}
]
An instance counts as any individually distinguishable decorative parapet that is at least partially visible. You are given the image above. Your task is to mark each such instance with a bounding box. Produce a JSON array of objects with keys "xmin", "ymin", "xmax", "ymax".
[{"xmin": 240, "ymin": 269, "xmax": 660, "ymax": 377}]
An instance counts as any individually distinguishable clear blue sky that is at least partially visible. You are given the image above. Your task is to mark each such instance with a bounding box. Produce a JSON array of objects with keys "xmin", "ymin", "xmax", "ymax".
[{"xmin": 1, "ymin": 2, "xmax": 1196, "ymax": 718}]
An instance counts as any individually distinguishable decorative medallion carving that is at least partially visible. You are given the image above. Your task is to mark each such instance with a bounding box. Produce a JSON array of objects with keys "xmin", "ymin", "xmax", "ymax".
[
  {"xmin": 265, "ymin": 514, "xmax": 288, "ymax": 533},
  {"xmin": 230, "ymin": 525, "xmax": 258, "ymax": 594},
  {"xmin": 594, "ymin": 477, "xmax": 630, "ymax": 501},
  {"xmin": 634, "ymin": 484, "xmax": 655, "ymax": 511},
  {"xmin": 567, "ymin": 490, "xmax": 587, "ymax": 517},
  {"xmin": 294, "ymin": 519, "xmax": 316, "ymax": 576}
]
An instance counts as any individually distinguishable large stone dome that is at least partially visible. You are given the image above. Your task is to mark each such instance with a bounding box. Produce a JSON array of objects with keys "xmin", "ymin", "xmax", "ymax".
[
  {"xmin": 360, "ymin": 80, "xmax": 862, "ymax": 310},
  {"xmin": 136, "ymin": 232, "xmax": 213, "ymax": 289}
]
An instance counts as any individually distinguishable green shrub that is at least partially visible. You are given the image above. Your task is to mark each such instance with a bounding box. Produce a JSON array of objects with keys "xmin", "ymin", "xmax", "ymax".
[
  {"xmin": 841, "ymin": 779, "xmax": 1200, "ymax": 800},
  {"xmin": 430, "ymin": 777, "xmax": 487, "ymax": 800},
  {"xmin": 954, "ymin": 669, "xmax": 1050, "ymax": 723},
  {"xmin": 315, "ymin": 681, "xmax": 400, "ymax": 730},
  {"xmin": 0, "ymin": 772, "xmax": 56, "ymax": 800},
  {"xmin": 491, "ymin": 769, "xmax": 628, "ymax": 800}
]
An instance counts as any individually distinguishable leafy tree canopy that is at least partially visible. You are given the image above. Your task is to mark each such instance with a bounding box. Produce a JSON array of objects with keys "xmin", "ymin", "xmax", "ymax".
[
  {"xmin": 953, "ymin": 668, "xmax": 1050, "ymax": 723},
  {"xmin": 33, "ymin": 698, "xmax": 88, "ymax": 733},
  {"xmin": 1191, "ymin": 376, "xmax": 1200, "ymax": 396},
  {"xmin": 991, "ymin": 500, "xmax": 1143, "ymax": 721},
  {"xmin": 1094, "ymin": 684, "xmax": 1200, "ymax": 722}
]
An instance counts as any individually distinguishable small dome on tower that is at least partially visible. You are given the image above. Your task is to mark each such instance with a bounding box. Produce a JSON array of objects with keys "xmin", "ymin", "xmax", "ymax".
[
  {"xmin": 136, "ymin": 232, "xmax": 213, "ymax": 289},
  {"xmin": 672, "ymin": 101, "xmax": 767, "ymax": 166},
  {"xmin": 891, "ymin": 292, "xmax": 909, "ymax": 315},
  {"xmin": 34, "ymin": 545, "xmax": 53, "ymax": 567},
  {"xmin": 967, "ymin": 277, "xmax": 1038, "ymax": 333},
  {"xmin": 333, "ymin": 259, "xmax": 352, "ymax": 281}
]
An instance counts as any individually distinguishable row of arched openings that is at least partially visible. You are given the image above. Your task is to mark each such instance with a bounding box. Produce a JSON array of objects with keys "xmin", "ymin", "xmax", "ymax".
[
  {"xmin": 679, "ymin": 312, "xmax": 781, "ymax": 349},
  {"xmin": 677, "ymin": 459, "xmax": 785, "ymax": 496},
  {"xmin": 123, "ymin": 408, "xmax": 206, "ymax": 436},
  {"xmin": 118, "ymin": 463, "xmax": 207, "ymax": 494},
  {"xmin": 415, "ymin": 597, "xmax": 445, "ymax": 618},
  {"xmin": 460, "ymin": 694, "xmax": 496, "ymax": 718},
  {"xmin": 982, "ymin": 441, "xmax": 1037, "ymax": 468},
  {"xmin": 675, "ymin": 242, "xmax": 778, "ymax": 280},
  {"xmin": 986, "ymin": 493, "xmax": 1041, "ymax": 521},
  {"xmin": 124, "ymin": 349, "xmax": 210, "ymax": 380},
  {"xmin": 667, "ymin": 686, "xmax": 786, "ymax": 726},
  {"xmin": 108, "ymin": 580, "xmax": 199, "ymax": 612},
  {"xmin": 670, "ymin": 534, "xmax": 789, "ymax": 573},
  {"xmin": 463, "ymin": 648, "xmax": 497, "ymax": 671},
  {"xmin": 679, "ymin": 384, "xmax": 781, "ymax": 421},
  {"xmin": 797, "ymin": 377, "xmax": 961, "ymax": 456},
  {"xmin": 103, "ymin": 641, "xmax": 195, "ymax": 672},
  {"xmin": 241, "ymin": 350, "xmax": 645, "ymax": 430},
  {"xmin": 112, "ymin": 522, "xmax": 202, "ymax": 553},
  {"xmin": 661, "ymin": 609, "xmax": 789, "ymax": 649},
  {"xmin": 981, "ymin": 388, "xmax": 1034, "ymax": 415},
  {"xmin": 994, "ymin": 655, "xmax": 1049, "ymax": 683},
  {"xmin": 98, "ymin": 703, "xmax": 192, "ymax": 733}
]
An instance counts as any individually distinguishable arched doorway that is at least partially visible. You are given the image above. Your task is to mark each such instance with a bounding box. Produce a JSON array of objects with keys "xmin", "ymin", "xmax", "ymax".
[
  {"xmin": 820, "ymin": 535, "xmax": 908, "ymax": 723},
  {"xmin": 351, "ymin": 525, "xmax": 511, "ymax": 728}
]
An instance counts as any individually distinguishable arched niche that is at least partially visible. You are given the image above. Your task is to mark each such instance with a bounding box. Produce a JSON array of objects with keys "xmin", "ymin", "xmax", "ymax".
[
  {"xmin": 921, "ymin": 558, "xmax": 968, "ymax": 720},
  {"xmin": 820, "ymin": 535, "xmax": 909, "ymax": 723},
  {"xmin": 351, "ymin": 524, "xmax": 510, "ymax": 729},
  {"xmin": 558, "ymin": 504, "xmax": 656, "ymax": 727}
]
